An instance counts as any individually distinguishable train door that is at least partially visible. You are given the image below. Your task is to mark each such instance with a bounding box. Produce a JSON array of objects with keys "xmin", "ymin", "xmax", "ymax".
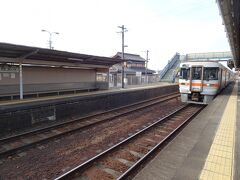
[
  {"xmin": 190, "ymin": 66, "xmax": 203, "ymax": 92},
  {"xmin": 224, "ymin": 70, "xmax": 227, "ymax": 87},
  {"xmin": 179, "ymin": 66, "xmax": 190, "ymax": 91},
  {"xmin": 219, "ymin": 69, "xmax": 222, "ymax": 89},
  {"xmin": 226, "ymin": 72, "xmax": 229, "ymax": 84}
]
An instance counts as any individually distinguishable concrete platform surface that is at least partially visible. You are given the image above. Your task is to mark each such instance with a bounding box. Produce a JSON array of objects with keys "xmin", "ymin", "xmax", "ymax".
[
  {"xmin": 0, "ymin": 82, "xmax": 173, "ymax": 107},
  {"xmin": 134, "ymin": 81, "xmax": 239, "ymax": 180}
]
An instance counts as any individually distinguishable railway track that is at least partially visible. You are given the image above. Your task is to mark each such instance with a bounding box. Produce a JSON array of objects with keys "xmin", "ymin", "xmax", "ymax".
[
  {"xmin": 0, "ymin": 92, "xmax": 179, "ymax": 158},
  {"xmin": 55, "ymin": 104, "xmax": 205, "ymax": 180}
]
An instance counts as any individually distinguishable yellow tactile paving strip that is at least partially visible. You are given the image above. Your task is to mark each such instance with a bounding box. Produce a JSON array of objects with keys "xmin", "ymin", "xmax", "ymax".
[{"xmin": 199, "ymin": 84, "xmax": 237, "ymax": 180}]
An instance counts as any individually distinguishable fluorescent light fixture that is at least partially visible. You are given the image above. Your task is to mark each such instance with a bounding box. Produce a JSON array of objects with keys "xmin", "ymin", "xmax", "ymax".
[{"xmin": 67, "ymin": 57, "xmax": 84, "ymax": 61}]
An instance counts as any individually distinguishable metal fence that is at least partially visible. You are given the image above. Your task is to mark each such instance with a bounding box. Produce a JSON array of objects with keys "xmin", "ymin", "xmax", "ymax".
[{"xmin": 109, "ymin": 74, "xmax": 160, "ymax": 88}]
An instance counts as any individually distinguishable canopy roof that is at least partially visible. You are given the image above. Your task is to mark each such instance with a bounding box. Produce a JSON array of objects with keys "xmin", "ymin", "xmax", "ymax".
[
  {"xmin": 0, "ymin": 42, "xmax": 122, "ymax": 68},
  {"xmin": 217, "ymin": 0, "xmax": 240, "ymax": 69}
]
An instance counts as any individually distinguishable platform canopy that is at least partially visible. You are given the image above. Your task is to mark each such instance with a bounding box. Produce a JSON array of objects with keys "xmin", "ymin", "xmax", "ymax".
[
  {"xmin": 0, "ymin": 42, "xmax": 123, "ymax": 100},
  {"xmin": 217, "ymin": 0, "xmax": 240, "ymax": 69},
  {"xmin": 0, "ymin": 42, "xmax": 122, "ymax": 68}
]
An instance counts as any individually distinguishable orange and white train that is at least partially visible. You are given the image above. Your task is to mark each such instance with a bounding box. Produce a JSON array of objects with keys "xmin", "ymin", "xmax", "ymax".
[{"xmin": 178, "ymin": 61, "xmax": 234, "ymax": 104}]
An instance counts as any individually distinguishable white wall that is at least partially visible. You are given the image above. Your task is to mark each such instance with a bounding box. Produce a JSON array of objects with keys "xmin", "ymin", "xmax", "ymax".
[{"xmin": 0, "ymin": 66, "xmax": 96, "ymax": 85}]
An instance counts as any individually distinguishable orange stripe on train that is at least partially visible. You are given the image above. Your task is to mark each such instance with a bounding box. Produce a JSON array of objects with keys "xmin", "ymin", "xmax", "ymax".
[{"xmin": 179, "ymin": 83, "xmax": 219, "ymax": 87}]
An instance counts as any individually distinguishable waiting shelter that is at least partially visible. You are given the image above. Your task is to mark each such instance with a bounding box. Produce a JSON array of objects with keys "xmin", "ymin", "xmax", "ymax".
[{"xmin": 0, "ymin": 43, "xmax": 122, "ymax": 100}]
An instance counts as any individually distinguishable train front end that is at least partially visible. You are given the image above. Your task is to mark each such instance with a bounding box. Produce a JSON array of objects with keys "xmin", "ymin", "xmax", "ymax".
[{"xmin": 179, "ymin": 62, "xmax": 220, "ymax": 104}]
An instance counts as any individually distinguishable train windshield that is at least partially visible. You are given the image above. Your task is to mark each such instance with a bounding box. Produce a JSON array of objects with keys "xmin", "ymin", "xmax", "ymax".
[
  {"xmin": 192, "ymin": 67, "xmax": 202, "ymax": 80},
  {"xmin": 204, "ymin": 67, "xmax": 219, "ymax": 80},
  {"xmin": 180, "ymin": 68, "xmax": 190, "ymax": 80}
]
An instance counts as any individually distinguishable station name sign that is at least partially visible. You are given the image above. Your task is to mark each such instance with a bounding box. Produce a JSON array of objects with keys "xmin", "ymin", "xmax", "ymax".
[{"xmin": 0, "ymin": 64, "xmax": 19, "ymax": 73}]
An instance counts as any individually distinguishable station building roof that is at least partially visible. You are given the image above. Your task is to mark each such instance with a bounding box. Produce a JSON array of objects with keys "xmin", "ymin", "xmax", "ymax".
[
  {"xmin": 217, "ymin": 0, "xmax": 240, "ymax": 69},
  {"xmin": 113, "ymin": 52, "xmax": 146, "ymax": 62},
  {"xmin": 0, "ymin": 42, "xmax": 122, "ymax": 68}
]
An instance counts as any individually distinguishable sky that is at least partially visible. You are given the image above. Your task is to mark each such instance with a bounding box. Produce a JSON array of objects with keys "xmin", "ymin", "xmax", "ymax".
[{"xmin": 0, "ymin": 0, "xmax": 230, "ymax": 71}]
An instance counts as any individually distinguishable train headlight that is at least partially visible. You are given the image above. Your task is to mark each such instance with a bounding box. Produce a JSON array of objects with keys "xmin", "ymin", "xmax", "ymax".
[{"xmin": 206, "ymin": 84, "xmax": 215, "ymax": 87}]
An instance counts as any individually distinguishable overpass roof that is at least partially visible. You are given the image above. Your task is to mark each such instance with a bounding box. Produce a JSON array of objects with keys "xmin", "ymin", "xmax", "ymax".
[
  {"xmin": 186, "ymin": 51, "xmax": 232, "ymax": 61},
  {"xmin": 217, "ymin": 0, "xmax": 240, "ymax": 69},
  {"xmin": 0, "ymin": 42, "xmax": 122, "ymax": 68}
]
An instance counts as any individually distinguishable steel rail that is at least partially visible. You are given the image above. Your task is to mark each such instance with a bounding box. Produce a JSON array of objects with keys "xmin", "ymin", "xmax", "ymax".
[
  {"xmin": 55, "ymin": 104, "xmax": 205, "ymax": 180},
  {"xmin": 117, "ymin": 104, "xmax": 205, "ymax": 179},
  {"xmin": 0, "ymin": 92, "xmax": 179, "ymax": 143},
  {"xmin": 0, "ymin": 93, "xmax": 180, "ymax": 158}
]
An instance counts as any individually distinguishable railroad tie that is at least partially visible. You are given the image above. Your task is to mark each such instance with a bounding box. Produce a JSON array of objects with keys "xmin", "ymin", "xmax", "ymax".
[
  {"xmin": 129, "ymin": 150, "xmax": 144, "ymax": 158},
  {"xmin": 96, "ymin": 164, "xmax": 121, "ymax": 178},
  {"xmin": 115, "ymin": 158, "xmax": 135, "ymax": 167},
  {"xmin": 21, "ymin": 138, "xmax": 34, "ymax": 144}
]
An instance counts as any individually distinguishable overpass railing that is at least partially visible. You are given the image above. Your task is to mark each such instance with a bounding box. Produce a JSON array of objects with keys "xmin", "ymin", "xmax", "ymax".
[
  {"xmin": 186, "ymin": 51, "xmax": 232, "ymax": 61},
  {"xmin": 159, "ymin": 53, "xmax": 180, "ymax": 79}
]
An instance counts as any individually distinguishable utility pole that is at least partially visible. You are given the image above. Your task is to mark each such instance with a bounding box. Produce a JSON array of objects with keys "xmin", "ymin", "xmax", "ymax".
[
  {"xmin": 144, "ymin": 50, "xmax": 149, "ymax": 83},
  {"xmin": 118, "ymin": 25, "xmax": 128, "ymax": 88}
]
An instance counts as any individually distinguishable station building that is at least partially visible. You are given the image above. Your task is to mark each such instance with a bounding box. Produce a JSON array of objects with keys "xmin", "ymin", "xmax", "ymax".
[
  {"xmin": 110, "ymin": 52, "xmax": 156, "ymax": 87},
  {"xmin": 0, "ymin": 42, "xmax": 122, "ymax": 100}
]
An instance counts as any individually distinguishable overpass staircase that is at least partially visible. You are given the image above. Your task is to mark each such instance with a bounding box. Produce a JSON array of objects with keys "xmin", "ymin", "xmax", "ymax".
[{"xmin": 159, "ymin": 53, "xmax": 181, "ymax": 82}]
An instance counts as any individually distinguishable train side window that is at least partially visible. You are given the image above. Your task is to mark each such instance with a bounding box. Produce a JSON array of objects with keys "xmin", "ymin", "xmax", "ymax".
[
  {"xmin": 192, "ymin": 67, "xmax": 202, "ymax": 80},
  {"xmin": 180, "ymin": 68, "xmax": 189, "ymax": 80},
  {"xmin": 204, "ymin": 67, "xmax": 218, "ymax": 80}
]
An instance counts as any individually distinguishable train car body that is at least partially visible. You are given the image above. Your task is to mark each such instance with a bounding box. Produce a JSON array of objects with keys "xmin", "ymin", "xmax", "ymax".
[{"xmin": 179, "ymin": 61, "xmax": 234, "ymax": 104}]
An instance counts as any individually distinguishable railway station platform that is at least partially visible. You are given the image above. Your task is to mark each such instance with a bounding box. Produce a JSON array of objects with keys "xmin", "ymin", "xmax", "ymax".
[
  {"xmin": 0, "ymin": 82, "xmax": 172, "ymax": 107},
  {"xmin": 0, "ymin": 82, "xmax": 177, "ymax": 135},
  {"xmin": 0, "ymin": 83, "xmax": 175, "ymax": 112},
  {"xmin": 134, "ymin": 81, "xmax": 239, "ymax": 180}
]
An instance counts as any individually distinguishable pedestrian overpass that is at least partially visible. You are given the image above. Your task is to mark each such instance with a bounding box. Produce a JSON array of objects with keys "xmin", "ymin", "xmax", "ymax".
[
  {"xmin": 159, "ymin": 51, "xmax": 233, "ymax": 82},
  {"xmin": 185, "ymin": 51, "xmax": 232, "ymax": 62}
]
